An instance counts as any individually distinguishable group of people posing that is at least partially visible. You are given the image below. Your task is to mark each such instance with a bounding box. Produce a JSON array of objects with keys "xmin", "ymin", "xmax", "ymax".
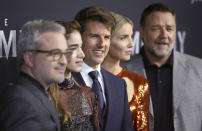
[{"xmin": 0, "ymin": 2, "xmax": 202, "ymax": 131}]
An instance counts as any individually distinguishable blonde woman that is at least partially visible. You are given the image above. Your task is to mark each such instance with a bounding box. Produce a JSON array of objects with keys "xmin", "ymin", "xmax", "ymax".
[{"xmin": 102, "ymin": 12, "xmax": 149, "ymax": 131}]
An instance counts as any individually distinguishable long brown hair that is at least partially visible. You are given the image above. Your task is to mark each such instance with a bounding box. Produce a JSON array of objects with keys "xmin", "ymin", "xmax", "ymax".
[{"xmin": 48, "ymin": 20, "xmax": 81, "ymax": 123}]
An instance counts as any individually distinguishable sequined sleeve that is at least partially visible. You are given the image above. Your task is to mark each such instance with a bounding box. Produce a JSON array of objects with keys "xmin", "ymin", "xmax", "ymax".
[{"xmin": 117, "ymin": 68, "xmax": 149, "ymax": 131}]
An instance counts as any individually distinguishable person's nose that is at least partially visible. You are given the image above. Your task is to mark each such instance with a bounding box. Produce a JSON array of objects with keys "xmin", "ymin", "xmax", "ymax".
[
  {"xmin": 160, "ymin": 28, "xmax": 168, "ymax": 38},
  {"xmin": 78, "ymin": 48, "xmax": 85, "ymax": 59},
  {"xmin": 59, "ymin": 53, "xmax": 67, "ymax": 66},
  {"xmin": 128, "ymin": 37, "xmax": 134, "ymax": 48},
  {"xmin": 98, "ymin": 37, "xmax": 105, "ymax": 47}
]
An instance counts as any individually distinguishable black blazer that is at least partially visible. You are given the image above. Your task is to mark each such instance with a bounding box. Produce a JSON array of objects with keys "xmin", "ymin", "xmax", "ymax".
[
  {"xmin": 72, "ymin": 68, "xmax": 133, "ymax": 131},
  {"xmin": 0, "ymin": 73, "xmax": 61, "ymax": 131}
]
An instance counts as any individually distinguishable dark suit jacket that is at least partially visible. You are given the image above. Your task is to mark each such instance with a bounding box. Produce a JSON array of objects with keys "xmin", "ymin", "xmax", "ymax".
[
  {"xmin": 0, "ymin": 73, "xmax": 61, "ymax": 131},
  {"xmin": 72, "ymin": 68, "xmax": 133, "ymax": 131}
]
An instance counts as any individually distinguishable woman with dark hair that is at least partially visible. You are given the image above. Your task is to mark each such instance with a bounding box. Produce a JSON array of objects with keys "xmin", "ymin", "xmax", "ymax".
[{"xmin": 48, "ymin": 20, "xmax": 98, "ymax": 131}]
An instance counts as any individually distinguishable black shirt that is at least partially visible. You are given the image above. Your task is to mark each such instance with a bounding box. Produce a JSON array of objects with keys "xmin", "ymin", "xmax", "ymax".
[{"xmin": 141, "ymin": 48, "xmax": 174, "ymax": 131}]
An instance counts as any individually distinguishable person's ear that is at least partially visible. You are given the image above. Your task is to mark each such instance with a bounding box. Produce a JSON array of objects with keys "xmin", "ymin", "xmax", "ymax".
[{"xmin": 23, "ymin": 51, "xmax": 34, "ymax": 67}]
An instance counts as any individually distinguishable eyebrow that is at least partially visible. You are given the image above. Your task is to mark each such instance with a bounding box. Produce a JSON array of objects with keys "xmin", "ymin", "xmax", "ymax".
[
  {"xmin": 88, "ymin": 33, "xmax": 99, "ymax": 36},
  {"xmin": 151, "ymin": 24, "xmax": 175, "ymax": 27},
  {"xmin": 68, "ymin": 44, "xmax": 79, "ymax": 49},
  {"xmin": 69, "ymin": 44, "xmax": 79, "ymax": 47},
  {"xmin": 167, "ymin": 25, "xmax": 175, "ymax": 28},
  {"xmin": 120, "ymin": 34, "xmax": 129, "ymax": 36}
]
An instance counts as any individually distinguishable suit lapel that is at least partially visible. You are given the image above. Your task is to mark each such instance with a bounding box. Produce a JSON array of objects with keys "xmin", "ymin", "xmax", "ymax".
[
  {"xmin": 133, "ymin": 52, "xmax": 189, "ymax": 129},
  {"xmin": 133, "ymin": 54, "xmax": 147, "ymax": 77},
  {"xmin": 40, "ymin": 94, "xmax": 61, "ymax": 131},
  {"xmin": 19, "ymin": 77, "xmax": 60, "ymax": 131},
  {"xmin": 100, "ymin": 69, "xmax": 112, "ymax": 128},
  {"xmin": 72, "ymin": 72, "xmax": 86, "ymax": 86},
  {"xmin": 173, "ymin": 52, "xmax": 188, "ymax": 113}
]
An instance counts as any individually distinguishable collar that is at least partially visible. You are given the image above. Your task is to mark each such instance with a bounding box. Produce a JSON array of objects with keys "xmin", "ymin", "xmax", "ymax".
[
  {"xmin": 58, "ymin": 76, "xmax": 75, "ymax": 90},
  {"xmin": 81, "ymin": 62, "xmax": 102, "ymax": 77},
  {"xmin": 20, "ymin": 71, "xmax": 47, "ymax": 96}
]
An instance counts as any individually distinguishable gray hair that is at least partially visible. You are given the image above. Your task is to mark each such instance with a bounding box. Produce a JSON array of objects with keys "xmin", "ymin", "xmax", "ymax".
[{"xmin": 17, "ymin": 19, "xmax": 66, "ymax": 66}]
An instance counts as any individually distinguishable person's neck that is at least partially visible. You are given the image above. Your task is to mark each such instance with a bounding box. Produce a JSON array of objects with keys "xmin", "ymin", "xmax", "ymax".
[
  {"xmin": 102, "ymin": 55, "xmax": 122, "ymax": 75},
  {"xmin": 144, "ymin": 50, "xmax": 170, "ymax": 67},
  {"xmin": 65, "ymin": 72, "xmax": 71, "ymax": 79},
  {"xmin": 84, "ymin": 61, "xmax": 100, "ymax": 70}
]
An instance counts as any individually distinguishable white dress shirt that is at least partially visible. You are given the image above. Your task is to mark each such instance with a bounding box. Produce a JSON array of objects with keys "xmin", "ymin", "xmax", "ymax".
[{"xmin": 80, "ymin": 62, "xmax": 106, "ymax": 104}]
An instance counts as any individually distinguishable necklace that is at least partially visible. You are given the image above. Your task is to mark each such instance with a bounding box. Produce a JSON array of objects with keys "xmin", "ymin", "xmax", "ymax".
[{"xmin": 58, "ymin": 77, "xmax": 74, "ymax": 90}]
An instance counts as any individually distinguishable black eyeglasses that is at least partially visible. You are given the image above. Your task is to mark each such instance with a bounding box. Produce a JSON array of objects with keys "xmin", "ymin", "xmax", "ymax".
[{"xmin": 28, "ymin": 49, "xmax": 72, "ymax": 61}]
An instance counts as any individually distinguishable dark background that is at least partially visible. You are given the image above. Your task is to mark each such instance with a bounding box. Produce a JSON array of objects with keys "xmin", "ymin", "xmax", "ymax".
[{"xmin": 1, "ymin": 0, "xmax": 202, "ymax": 89}]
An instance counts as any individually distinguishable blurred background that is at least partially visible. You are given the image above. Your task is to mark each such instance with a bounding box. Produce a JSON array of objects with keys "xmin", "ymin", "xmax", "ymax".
[{"xmin": 0, "ymin": 0, "xmax": 202, "ymax": 90}]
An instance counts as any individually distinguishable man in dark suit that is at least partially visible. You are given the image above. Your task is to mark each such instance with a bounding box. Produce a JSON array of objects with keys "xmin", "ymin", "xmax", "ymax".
[
  {"xmin": 0, "ymin": 20, "xmax": 71, "ymax": 131},
  {"xmin": 72, "ymin": 6, "xmax": 133, "ymax": 131}
]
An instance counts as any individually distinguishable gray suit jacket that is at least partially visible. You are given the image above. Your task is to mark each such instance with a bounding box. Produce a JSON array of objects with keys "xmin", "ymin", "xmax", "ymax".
[
  {"xmin": 121, "ymin": 51, "xmax": 202, "ymax": 131},
  {"xmin": 0, "ymin": 73, "xmax": 61, "ymax": 131}
]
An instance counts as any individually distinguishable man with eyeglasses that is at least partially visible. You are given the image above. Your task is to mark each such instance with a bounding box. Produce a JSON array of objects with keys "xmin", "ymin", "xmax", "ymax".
[{"xmin": 0, "ymin": 20, "xmax": 71, "ymax": 131}]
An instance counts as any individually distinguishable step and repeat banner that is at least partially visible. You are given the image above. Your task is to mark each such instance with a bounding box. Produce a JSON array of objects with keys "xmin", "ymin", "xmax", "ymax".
[{"xmin": 0, "ymin": 0, "xmax": 202, "ymax": 88}]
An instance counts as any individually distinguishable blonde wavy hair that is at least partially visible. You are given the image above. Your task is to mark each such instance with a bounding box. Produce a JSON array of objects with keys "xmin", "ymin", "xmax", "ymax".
[{"xmin": 110, "ymin": 11, "xmax": 134, "ymax": 37}]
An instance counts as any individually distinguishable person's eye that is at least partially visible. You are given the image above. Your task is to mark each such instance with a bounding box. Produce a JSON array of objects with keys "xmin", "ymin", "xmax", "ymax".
[
  {"xmin": 120, "ymin": 36, "xmax": 127, "ymax": 40},
  {"xmin": 72, "ymin": 47, "xmax": 78, "ymax": 50},
  {"xmin": 151, "ymin": 26, "xmax": 161, "ymax": 31},
  {"xmin": 68, "ymin": 45, "xmax": 79, "ymax": 53},
  {"xmin": 104, "ymin": 35, "xmax": 111, "ymax": 40},
  {"xmin": 50, "ymin": 50, "xmax": 61, "ymax": 56},
  {"xmin": 167, "ymin": 27, "xmax": 174, "ymax": 32},
  {"xmin": 131, "ymin": 36, "xmax": 134, "ymax": 41},
  {"xmin": 90, "ymin": 34, "xmax": 99, "ymax": 38}
]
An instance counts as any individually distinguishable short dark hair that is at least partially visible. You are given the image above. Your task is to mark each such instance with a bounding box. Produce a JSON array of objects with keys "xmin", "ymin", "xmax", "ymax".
[
  {"xmin": 74, "ymin": 6, "xmax": 115, "ymax": 33},
  {"xmin": 140, "ymin": 3, "xmax": 176, "ymax": 27}
]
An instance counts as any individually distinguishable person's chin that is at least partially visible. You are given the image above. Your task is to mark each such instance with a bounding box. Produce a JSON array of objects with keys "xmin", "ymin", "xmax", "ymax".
[
  {"xmin": 71, "ymin": 67, "xmax": 82, "ymax": 73},
  {"xmin": 57, "ymin": 76, "xmax": 65, "ymax": 83},
  {"xmin": 96, "ymin": 61, "xmax": 103, "ymax": 65},
  {"xmin": 122, "ymin": 57, "xmax": 130, "ymax": 61},
  {"xmin": 96, "ymin": 57, "xmax": 104, "ymax": 63}
]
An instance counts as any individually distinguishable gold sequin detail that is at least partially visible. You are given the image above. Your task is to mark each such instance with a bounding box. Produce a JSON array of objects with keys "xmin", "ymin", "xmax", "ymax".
[{"xmin": 117, "ymin": 68, "xmax": 149, "ymax": 131}]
